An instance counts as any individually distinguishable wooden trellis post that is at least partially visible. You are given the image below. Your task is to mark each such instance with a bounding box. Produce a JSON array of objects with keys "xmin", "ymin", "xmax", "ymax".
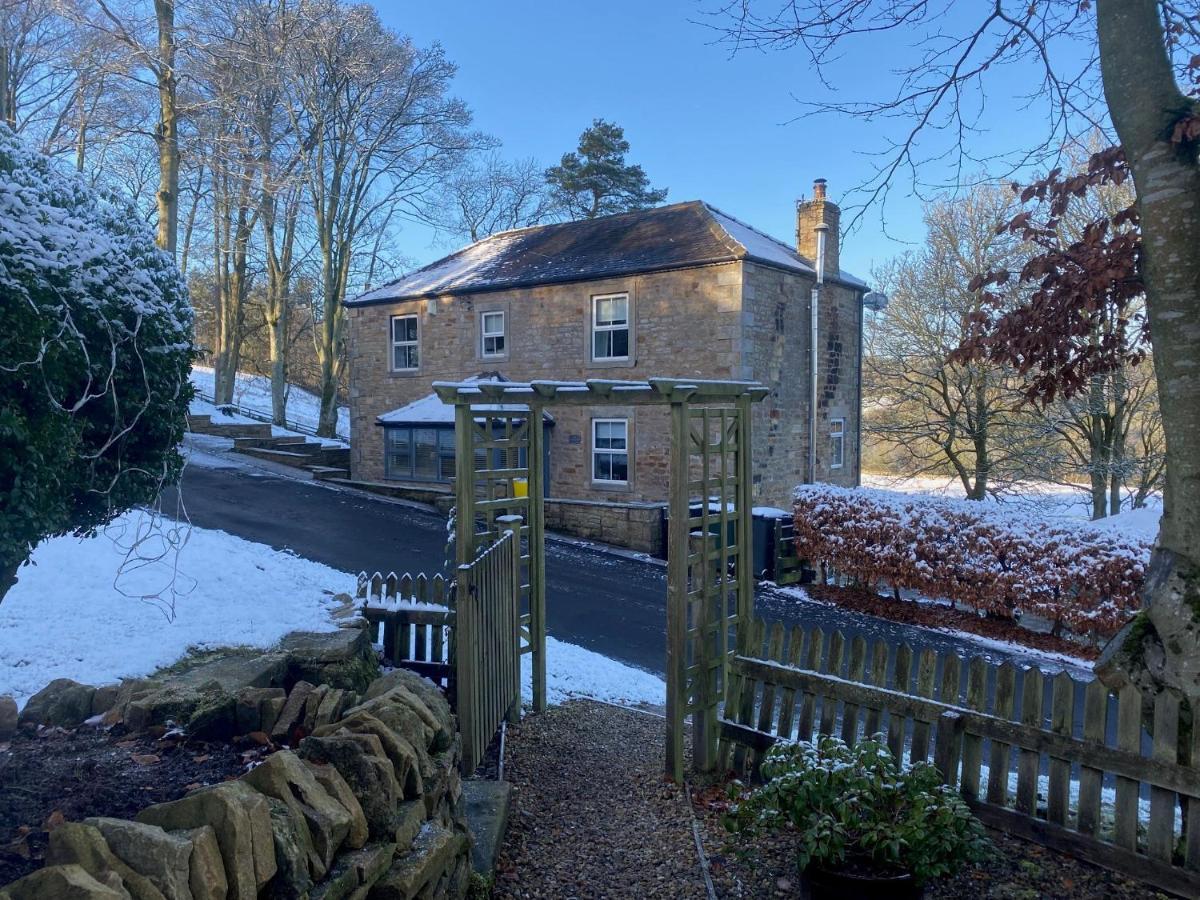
[{"xmin": 434, "ymin": 377, "xmax": 766, "ymax": 780}]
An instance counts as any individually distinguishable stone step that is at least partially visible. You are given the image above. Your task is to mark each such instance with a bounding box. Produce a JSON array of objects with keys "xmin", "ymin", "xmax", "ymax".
[
  {"xmin": 308, "ymin": 466, "xmax": 351, "ymax": 481},
  {"xmin": 239, "ymin": 446, "xmax": 320, "ymax": 466},
  {"xmin": 462, "ymin": 779, "xmax": 511, "ymax": 875},
  {"xmin": 188, "ymin": 415, "xmax": 273, "ymax": 439}
]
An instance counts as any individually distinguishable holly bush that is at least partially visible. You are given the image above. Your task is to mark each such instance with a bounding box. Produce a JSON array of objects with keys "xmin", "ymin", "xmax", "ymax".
[{"xmin": 725, "ymin": 734, "xmax": 989, "ymax": 884}]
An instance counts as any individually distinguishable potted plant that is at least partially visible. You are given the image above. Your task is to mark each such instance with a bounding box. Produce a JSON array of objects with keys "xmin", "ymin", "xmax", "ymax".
[{"xmin": 725, "ymin": 734, "xmax": 988, "ymax": 898}]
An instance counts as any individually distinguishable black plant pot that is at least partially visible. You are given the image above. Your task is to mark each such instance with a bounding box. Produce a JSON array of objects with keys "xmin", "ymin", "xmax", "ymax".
[{"xmin": 804, "ymin": 866, "xmax": 924, "ymax": 900}]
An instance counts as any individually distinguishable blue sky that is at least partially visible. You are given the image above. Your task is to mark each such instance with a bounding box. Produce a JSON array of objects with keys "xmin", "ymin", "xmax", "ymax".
[{"xmin": 377, "ymin": 1, "xmax": 1100, "ymax": 283}]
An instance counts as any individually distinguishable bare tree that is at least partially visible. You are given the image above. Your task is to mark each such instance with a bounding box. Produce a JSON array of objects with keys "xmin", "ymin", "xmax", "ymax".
[
  {"xmin": 283, "ymin": 0, "xmax": 475, "ymax": 436},
  {"xmin": 73, "ymin": 0, "xmax": 182, "ymax": 254},
  {"xmin": 1035, "ymin": 349, "xmax": 1163, "ymax": 517},
  {"xmin": 712, "ymin": 0, "xmax": 1200, "ymax": 699},
  {"xmin": 439, "ymin": 152, "xmax": 555, "ymax": 242},
  {"xmin": 866, "ymin": 185, "xmax": 1033, "ymax": 499}
]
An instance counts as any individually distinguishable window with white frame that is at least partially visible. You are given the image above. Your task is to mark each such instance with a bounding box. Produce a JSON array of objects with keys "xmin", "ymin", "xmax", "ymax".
[
  {"xmin": 390, "ymin": 314, "xmax": 418, "ymax": 371},
  {"xmin": 830, "ymin": 418, "xmax": 845, "ymax": 469},
  {"xmin": 591, "ymin": 293, "xmax": 630, "ymax": 361},
  {"xmin": 481, "ymin": 310, "xmax": 505, "ymax": 357},
  {"xmin": 592, "ymin": 418, "xmax": 629, "ymax": 483}
]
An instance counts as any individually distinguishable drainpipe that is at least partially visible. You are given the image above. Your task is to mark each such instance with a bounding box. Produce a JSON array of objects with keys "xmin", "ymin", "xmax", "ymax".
[{"xmin": 808, "ymin": 224, "xmax": 828, "ymax": 484}]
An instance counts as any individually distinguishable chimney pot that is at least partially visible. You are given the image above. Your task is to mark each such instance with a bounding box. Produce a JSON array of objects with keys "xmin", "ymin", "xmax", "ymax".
[{"xmin": 813, "ymin": 178, "xmax": 827, "ymax": 200}]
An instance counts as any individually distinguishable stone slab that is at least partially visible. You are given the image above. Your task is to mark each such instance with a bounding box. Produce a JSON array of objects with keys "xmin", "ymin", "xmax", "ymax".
[{"xmin": 462, "ymin": 780, "xmax": 511, "ymax": 875}]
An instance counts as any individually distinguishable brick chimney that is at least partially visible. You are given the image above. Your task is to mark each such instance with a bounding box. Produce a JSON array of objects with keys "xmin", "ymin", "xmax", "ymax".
[{"xmin": 796, "ymin": 178, "xmax": 840, "ymax": 277}]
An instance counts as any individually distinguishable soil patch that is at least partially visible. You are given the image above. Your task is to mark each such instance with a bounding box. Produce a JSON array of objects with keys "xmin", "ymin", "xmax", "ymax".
[
  {"xmin": 804, "ymin": 583, "xmax": 1099, "ymax": 661},
  {"xmin": 494, "ymin": 701, "xmax": 709, "ymax": 899},
  {"xmin": 0, "ymin": 723, "xmax": 266, "ymax": 884},
  {"xmin": 690, "ymin": 782, "xmax": 1169, "ymax": 899}
]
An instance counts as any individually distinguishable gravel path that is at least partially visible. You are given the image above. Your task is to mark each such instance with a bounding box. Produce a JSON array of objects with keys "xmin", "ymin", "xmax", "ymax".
[
  {"xmin": 493, "ymin": 701, "xmax": 710, "ymax": 899},
  {"xmin": 496, "ymin": 700, "xmax": 1174, "ymax": 899}
]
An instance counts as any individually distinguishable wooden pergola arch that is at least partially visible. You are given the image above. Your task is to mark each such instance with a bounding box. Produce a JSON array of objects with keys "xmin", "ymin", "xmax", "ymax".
[{"xmin": 432, "ymin": 376, "xmax": 768, "ymax": 780}]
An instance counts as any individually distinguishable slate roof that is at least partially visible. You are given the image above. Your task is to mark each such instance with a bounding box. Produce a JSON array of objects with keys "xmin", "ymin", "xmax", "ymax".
[{"xmin": 348, "ymin": 201, "xmax": 867, "ymax": 306}]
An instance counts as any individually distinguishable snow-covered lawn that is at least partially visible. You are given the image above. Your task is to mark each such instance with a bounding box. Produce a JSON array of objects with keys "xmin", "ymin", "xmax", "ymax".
[
  {"xmin": 525, "ymin": 637, "xmax": 664, "ymax": 708},
  {"xmin": 0, "ymin": 509, "xmax": 664, "ymax": 713},
  {"xmin": 861, "ymin": 472, "xmax": 1161, "ymax": 543},
  {"xmin": 0, "ymin": 511, "xmax": 348, "ymax": 709},
  {"xmin": 190, "ymin": 365, "xmax": 349, "ymax": 440}
]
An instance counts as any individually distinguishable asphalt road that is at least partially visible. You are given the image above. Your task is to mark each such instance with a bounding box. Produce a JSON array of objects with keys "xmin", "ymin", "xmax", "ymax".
[{"xmin": 168, "ymin": 439, "xmax": 1094, "ymax": 687}]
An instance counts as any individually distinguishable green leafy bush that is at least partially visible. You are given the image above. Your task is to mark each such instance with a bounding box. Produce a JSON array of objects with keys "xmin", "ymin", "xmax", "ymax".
[
  {"xmin": 725, "ymin": 735, "xmax": 989, "ymax": 884},
  {"xmin": 0, "ymin": 126, "xmax": 193, "ymax": 598}
]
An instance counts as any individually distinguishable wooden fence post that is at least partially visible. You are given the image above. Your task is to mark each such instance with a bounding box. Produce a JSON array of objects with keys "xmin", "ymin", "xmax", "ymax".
[
  {"xmin": 692, "ymin": 530, "xmax": 718, "ymax": 772},
  {"xmin": 498, "ymin": 515, "xmax": 523, "ymax": 725},
  {"xmin": 934, "ymin": 710, "xmax": 964, "ymax": 787},
  {"xmin": 665, "ymin": 398, "xmax": 690, "ymax": 782}
]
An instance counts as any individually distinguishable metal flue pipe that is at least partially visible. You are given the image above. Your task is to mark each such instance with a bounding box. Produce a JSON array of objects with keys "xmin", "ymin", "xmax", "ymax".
[{"xmin": 808, "ymin": 223, "xmax": 829, "ymax": 484}]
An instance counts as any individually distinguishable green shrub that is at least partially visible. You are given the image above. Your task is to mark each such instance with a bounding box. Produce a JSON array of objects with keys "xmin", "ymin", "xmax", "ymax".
[
  {"xmin": 725, "ymin": 734, "xmax": 988, "ymax": 884},
  {"xmin": 0, "ymin": 126, "xmax": 193, "ymax": 598}
]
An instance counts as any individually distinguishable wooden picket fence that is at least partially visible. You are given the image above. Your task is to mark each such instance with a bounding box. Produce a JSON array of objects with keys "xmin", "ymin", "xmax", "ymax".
[
  {"xmin": 356, "ymin": 519, "xmax": 523, "ymax": 775},
  {"xmin": 720, "ymin": 615, "xmax": 1200, "ymax": 898},
  {"xmin": 357, "ymin": 571, "xmax": 453, "ymax": 687}
]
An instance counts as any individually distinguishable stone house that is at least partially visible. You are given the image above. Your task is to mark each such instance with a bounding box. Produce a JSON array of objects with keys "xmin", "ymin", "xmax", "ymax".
[{"xmin": 344, "ymin": 181, "xmax": 870, "ymax": 546}]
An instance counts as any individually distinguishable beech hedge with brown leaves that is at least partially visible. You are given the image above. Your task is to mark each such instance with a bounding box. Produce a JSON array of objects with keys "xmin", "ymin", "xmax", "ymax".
[{"xmin": 792, "ymin": 485, "xmax": 1148, "ymax": 638}]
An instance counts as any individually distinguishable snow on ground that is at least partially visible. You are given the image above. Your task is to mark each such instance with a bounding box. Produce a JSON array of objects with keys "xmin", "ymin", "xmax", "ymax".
[
  {"xmin": 189, "ymin": 397, "xmax": 347, "ymax": 449},
  {"xmin": 190, "ymin": 365, "xmax": 349, "ymax": 440},
  {"xmin": 0, "ymin": 510, "xmax": 348, "ymax": 709},
  {"xmin": 0, "ymin": 500, "xmax": 664, "ymax": 713},
  {"xmin": 860, "ymin": 472, "xmax": 1162, "ymax": 541},
  {"xmin": 523, "ymin": 637, "xmax": 665, "ymax": 708}
]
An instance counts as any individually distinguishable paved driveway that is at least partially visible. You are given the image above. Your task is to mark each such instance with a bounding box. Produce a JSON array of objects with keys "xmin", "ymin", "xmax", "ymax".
[{"xmin": 167, "ymin": 440, "xmax": 1093, "ymax": 686}]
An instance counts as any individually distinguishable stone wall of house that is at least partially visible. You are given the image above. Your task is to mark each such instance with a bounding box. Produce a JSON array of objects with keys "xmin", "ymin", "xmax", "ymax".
[
  {"xmin": 345, "ymin": 264, "xmax": 744, "ymax": 503},
  {"xmin": 2, "ymin": 624, "xmax": 472, "ymax": 900},
  {"xmin": 543, "ymin": 497, "xmax": 666, "ymax": 555},
  {"xmin": 742, "ymin": 261, "xmax": 862, "ymax": 508},
  {"xmin": 346, "ymin": 256, "xmax": 862, "ymax": 513}
]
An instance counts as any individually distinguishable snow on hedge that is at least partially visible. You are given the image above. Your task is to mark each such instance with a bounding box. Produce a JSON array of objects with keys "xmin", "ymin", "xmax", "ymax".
[{"xmin": 792, "ymin": 485, "xmax": 1149, "ymax": 637}]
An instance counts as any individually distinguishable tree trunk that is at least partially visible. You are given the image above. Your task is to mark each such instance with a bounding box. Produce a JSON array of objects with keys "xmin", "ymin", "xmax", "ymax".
[
  {"xmin": 154, "ymin": 0, "xmax": 178, "ymax": 256},
  {"xmin": 1096, "ymin": 0, "xmax": 1200, "ymax": 700},
  {"xmin": 0, "ymin": 558, "xmax": 20, "ymax": 606}
]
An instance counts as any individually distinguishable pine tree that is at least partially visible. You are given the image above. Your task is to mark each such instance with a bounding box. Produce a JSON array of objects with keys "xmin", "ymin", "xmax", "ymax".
[{"xmin": 545, "ymin": 119, "xmax": 667, "ymax": 219}]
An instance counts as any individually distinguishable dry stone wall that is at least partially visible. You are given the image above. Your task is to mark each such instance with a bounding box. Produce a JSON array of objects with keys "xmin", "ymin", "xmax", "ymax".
[{"xmin": 1, "ymin": 624, "xmax": 471, "ymax": 900}]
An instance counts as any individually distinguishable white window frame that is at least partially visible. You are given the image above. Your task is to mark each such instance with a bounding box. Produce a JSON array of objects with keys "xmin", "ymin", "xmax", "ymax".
[
  {"xmin": 480, "ymin": 310, "xmax": 506, "ymax": 358},
  {"xmin": 390, "ymin": 314, "xmax": 419, "ymax": 372},
  {"xmin": 830, "ymin": 417, "xmax": 845, "ymax": 469},
  {"xmin": 592, "ymin": 418, "xmax": 630, "ymax": 484},
  {"xmin": 591, "ymin": 293, "xmax": 630, "ymax": 362}
]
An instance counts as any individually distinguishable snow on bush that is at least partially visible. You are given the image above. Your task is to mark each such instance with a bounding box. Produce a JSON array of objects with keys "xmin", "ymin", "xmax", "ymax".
[
  {"xmin": 792, "ymin": 485, "xmax": 1149, "ymax": 637},
  {"xmin": 0, "ymin": 126, "xmax": 193, "ymax": 592}
]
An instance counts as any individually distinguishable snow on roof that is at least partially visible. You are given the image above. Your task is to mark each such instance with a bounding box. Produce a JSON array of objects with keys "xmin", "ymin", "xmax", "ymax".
[
  {"xmin": 353, "ymin": 230, "xmax": 526, "ymax": 305},
  {"xmin": 378, "ymin": 375, "xmax": 554, "ymax": 425},
  {"xmin": 705, "ymin": 204, "xmax": 868, "ymax": 288},
  {"xmin": 348, "ymin": 201, "xmax": 869, "ymax": 305}
]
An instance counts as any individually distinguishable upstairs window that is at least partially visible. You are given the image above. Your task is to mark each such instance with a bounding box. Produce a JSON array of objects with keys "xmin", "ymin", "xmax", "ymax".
[
  {"xmin": 830, "ymin": 418, "xmax": 845, "ymax": 469},
  {"xmin": 391, "ymin": 314, "xmax": 419, "ymax": 371},
  {"xmin": 593, "ymin": 418, "xmax": 629, "ymax": 484},
  {"xmin": 481, "ymin": 310, "xmax": 506, "ymax": 358},
  {"xmin": 591, "ymin": 293, "xmax": 629, "ymax": 361}
]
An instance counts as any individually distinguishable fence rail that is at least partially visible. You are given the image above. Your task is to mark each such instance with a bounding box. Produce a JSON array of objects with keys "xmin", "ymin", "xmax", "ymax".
[
  {"xmin": 720, "ymin": 615, "xmax": 1200, "ymax": 898},
  {"xmin": 194, "ymin": 388, "xmax": 349, "ymax": 441}
]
